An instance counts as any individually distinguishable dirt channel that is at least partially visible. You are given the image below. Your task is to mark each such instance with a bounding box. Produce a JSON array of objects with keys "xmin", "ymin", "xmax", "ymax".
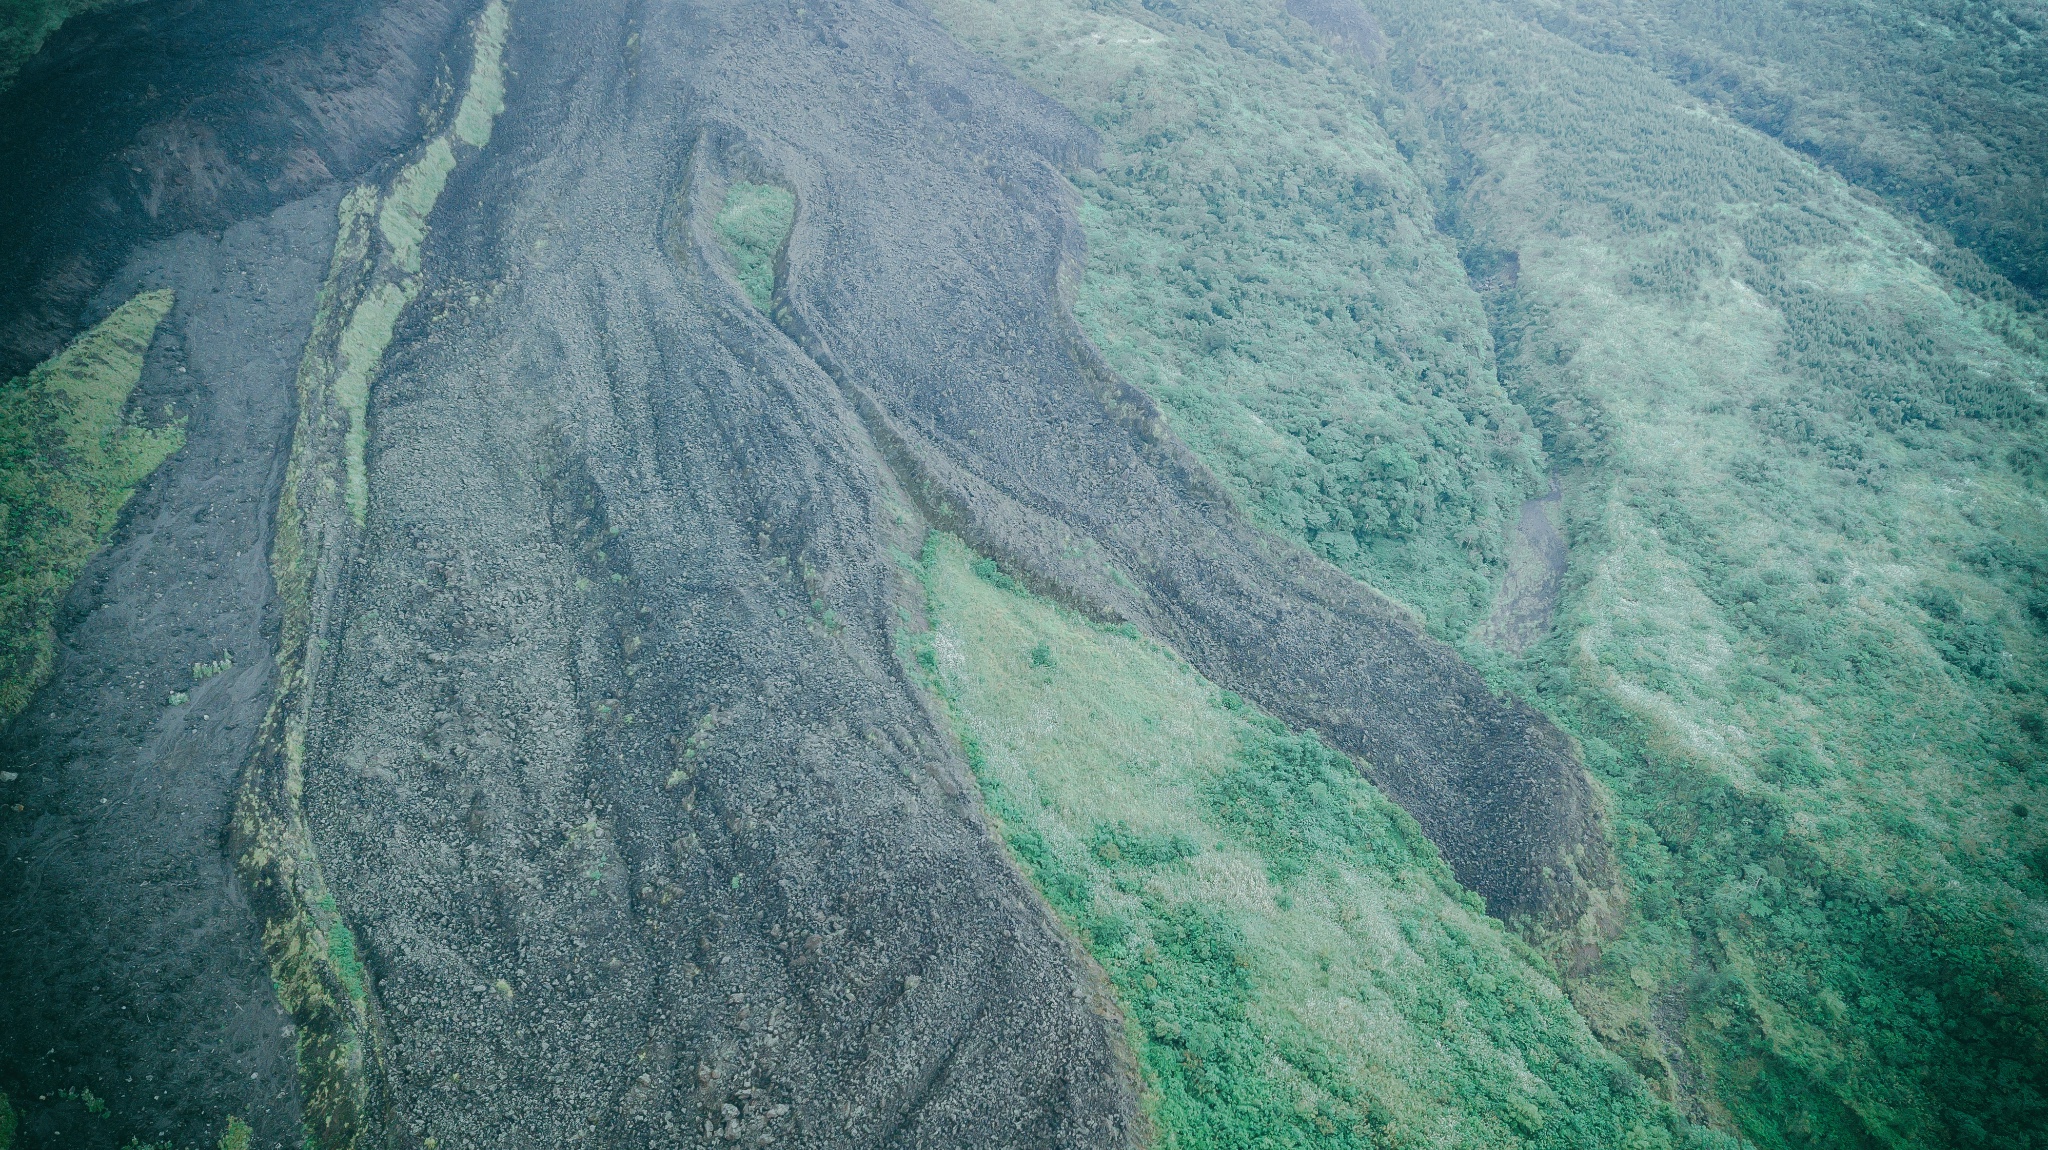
[{"xmin": 1478, "ymin": 475, "xmax": 1567, "ymax": 653}]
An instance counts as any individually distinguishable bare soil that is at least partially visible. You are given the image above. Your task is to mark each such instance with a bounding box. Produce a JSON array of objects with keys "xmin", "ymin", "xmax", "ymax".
[{"xmin": 1478, "ymin": 475, "xmax": 1567, "ymax": 653}]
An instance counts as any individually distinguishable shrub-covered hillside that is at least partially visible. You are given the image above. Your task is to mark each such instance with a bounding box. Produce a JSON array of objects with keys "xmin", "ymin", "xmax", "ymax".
[
  {"xmin": 930, "ymin": 0, "xmax": 1543, "ymax": 637},
  {"xmin": 1521, "ymin": 0, "xmax": 2048, "ymax": 301},
  {"xmin": 932, "ymin": 0, "xmax": 2048, "ymax": 1144}
]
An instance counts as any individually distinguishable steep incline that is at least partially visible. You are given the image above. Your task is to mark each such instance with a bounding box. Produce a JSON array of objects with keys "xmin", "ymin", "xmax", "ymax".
[
  {"xmin": 0, "ymin": 0, "xmax": 477, "ymax": 1143},
  {"xmin": 286, "ymin": 2, "xmax": 1133, "ymax": 1144},
  {"xmin": 0, "ymin": 0, "xmax": 473, "ymax": 377},
  {"xmin": 707, "ymin": 0, "xmax": 1606, "ymax": 923}
]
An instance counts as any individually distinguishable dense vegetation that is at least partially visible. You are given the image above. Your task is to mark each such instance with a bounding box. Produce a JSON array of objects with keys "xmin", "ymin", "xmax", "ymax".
[
  {"xmin": 711, "ymin": 181, "xmax": 796, "ymax": 312},
  {"xmin": 933, "ymin": 0, "xmax": 2048, "ymax": 1145},
  {"xmin": 1375, "ymin": 0, "xmax": 2048, "ymax": 1141},
  {"xmin": 1519, "ymin": 0, "xmax": 2048, "ymax": 301},
  {"xmin": 913, "ymin": 534, "xmax": 1731, "ymax": 1149},
  {"xmin": 0, "ymin": 288, "xmax": 180, "ymax": 720}
]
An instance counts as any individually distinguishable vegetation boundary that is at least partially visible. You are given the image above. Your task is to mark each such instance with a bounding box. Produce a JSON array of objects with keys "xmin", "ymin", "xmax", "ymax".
[
  {"xmin": 227, "ymin": 5, "xmax": 509, "ymax": 1146},
  {"xmin": 0, "ymin": 288, "xmax": 179, "ymax": 721}
]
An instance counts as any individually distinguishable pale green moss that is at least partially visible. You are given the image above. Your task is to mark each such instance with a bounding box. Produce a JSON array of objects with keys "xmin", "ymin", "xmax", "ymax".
[
  {"xmin": 331, "ymin": 282, "xmax": 408, "ymax": 521},
  {"xmin": 306, "ymin": 1, "xmax": 509, "ymax": 525},
  {"xmin": 376, "ymin": 139, "xmax": 456, "ymax": 275},
  {"xmin": 0, "ymin": 288, "xmax": 180, "ymax": 719},
  {"xmin": 452, "ymin": 0, "xmax": 510, "ymax": 149},
  {"xmin": 232, "ymin": 6, "xmax": 514, "ymax": 1147}
]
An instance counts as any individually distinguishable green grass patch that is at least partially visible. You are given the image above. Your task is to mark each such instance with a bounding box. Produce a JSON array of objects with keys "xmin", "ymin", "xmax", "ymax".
[
  {"xmin": 325, "ymin": 920, "xmax": 366, "ymax": 1003},
  {"xmin": 712, "ymin": 181, "xmax": 795, "ymax": 312},
  {"xmin": 913, "ymin": 533, "xmax": 1722, "ymax": 1149},
  {"xmin": 450, "ymin": 0, "xmax": 508, "ymax": 150},
  {"xmin": 313, "ymin": 891, "xmax": 367, "ymax": 1003},
  {"xmin": 0, "ymin": 288, "xmax": 179, "ymax": 720}
]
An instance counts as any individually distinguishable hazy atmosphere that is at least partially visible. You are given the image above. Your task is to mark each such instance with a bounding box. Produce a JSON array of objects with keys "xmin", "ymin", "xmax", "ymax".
[{"xmin": 0, "ymin": 0, "xmax": 2042, "ymax": 1147}]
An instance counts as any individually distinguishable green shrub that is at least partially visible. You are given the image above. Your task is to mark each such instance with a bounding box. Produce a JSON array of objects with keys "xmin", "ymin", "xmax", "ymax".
[
  {"xmin": 931, "ymin": 0, "xmax": 2048, "ymax": 1142},
  {"xmin": 711, "ymin": 181, "xmax": 794, "ymax": 311}
]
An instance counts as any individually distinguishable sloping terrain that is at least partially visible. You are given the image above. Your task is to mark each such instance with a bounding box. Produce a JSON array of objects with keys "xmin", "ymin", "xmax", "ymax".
[
  {"xmin": 912, "ymin": 533, "xmax": 1684, "ymax": 1148},
  {"xmin": 1521, "ymin": 0, "xmax": 2048, "ymax": 299},
  {"xmin": 930, "ymin": 0, "xmax": 2048, "ymax": 1144},
  {"xmin": 0, "ymin": 193, "xmax": 334, "ymax": 1148},
  {"xmin": 266, "ymin": 0, "xmax": 1608, "ymax": 1141},
  {"xmin": 0, "ymin": 0, "xmax": 474, "ymax": 376},
  {"xmin": 1, "ymin": 0, "xmax": 2043, "ymax": 1148},
  {"xmin": 0, "ymin": 0, "xmax": 478, "ymax": 1144}
]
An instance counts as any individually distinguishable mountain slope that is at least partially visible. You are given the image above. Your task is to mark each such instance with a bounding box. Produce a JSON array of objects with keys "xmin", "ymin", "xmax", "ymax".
[
  {"xmin": 1, "ymin": 0, "xmax": 2042, "ymax": 1146},
  {"xmin": 929, "ymin": 0, "xmax": 2048, "ymax": 1143},
  {"xmin": 1520, "ymin": 0, "xmax": 2048, "ymax": 300}
]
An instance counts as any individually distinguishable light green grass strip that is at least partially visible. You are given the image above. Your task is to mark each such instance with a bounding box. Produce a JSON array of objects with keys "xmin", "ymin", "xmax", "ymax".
[
  {"xmin": 0, "ymin": 288, "xmax": 179, "ymax": 719},
  {"xmin": 316, "ymin": 0, "xmax": 509, "ymax": 523},
  {"xmin": 451, "ymin": 0, "xmax": 509, "ymax": 149},
  {"xmin": 912, "ymin": 534, "xmax": 1716, "ymax": 1150}
]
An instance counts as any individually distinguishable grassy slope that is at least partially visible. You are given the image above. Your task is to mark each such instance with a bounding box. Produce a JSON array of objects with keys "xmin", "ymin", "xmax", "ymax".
[
  {"xmin": 1517, "ymin": 0, "xmax": 2048, "ymax": 300},
  {"xmin": 913, "ymin": 534, "xmax": 1719, "ymax": 1149},
  {"xmin": 0, "ymin": 288, "xmax": 179, "ymax": 720},
  {"xmin": 932, "ymin": 0, "xmax": 2048, "ymax": 1145},
  {"xmin": 1371, "ymin": 1, "xmax": 2048, "ymax": 1142},
  {"xmin": 712, "ymin": 182, "xmax": 797, "ymax": 312}
]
